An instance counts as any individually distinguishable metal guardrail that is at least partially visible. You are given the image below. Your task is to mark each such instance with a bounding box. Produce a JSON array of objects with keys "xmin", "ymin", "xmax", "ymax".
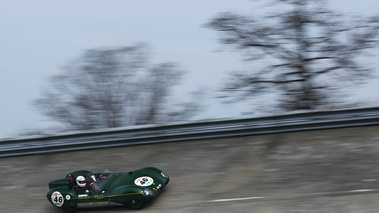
[{"xmin": 2, "ymin": 107, "xmax": 379, "ymax": 158}]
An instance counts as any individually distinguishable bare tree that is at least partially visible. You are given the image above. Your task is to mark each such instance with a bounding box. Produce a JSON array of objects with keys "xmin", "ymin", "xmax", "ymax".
[
  {"xmin": 33, "ymin": 44, "xmax": 199, "ymax": 131},
  {"xmin": 207, "ymin": 0, "xmax": 379, "ymax": 111}
]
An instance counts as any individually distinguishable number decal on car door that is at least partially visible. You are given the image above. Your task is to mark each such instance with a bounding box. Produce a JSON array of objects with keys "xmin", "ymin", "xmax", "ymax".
[{"xmin": 51, "ymin": 191, "xmax": 64, "ymax": 207}]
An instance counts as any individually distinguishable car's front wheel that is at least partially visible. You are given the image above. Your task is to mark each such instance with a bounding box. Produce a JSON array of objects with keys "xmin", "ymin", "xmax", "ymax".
[{"xmin": 126, "ymin": 199, "xmax": 145, "ymax": 210}]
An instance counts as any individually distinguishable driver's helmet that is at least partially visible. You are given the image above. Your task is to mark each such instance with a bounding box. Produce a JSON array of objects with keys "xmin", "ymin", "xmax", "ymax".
[{"xmin": 76, "ymin": 176, "xmax": 86, "ymax": 187}]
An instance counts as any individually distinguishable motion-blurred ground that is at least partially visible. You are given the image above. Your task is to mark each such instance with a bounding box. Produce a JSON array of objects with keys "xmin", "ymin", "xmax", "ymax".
[{"xmin": 2, "ymin": 126, "xmax": 379, "ymax": 212}]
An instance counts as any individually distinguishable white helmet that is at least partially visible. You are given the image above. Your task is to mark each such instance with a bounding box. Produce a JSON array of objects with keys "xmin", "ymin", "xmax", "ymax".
[{"xmin": 76, "ymin": 176, "xmax": 86, "ymax": 187}]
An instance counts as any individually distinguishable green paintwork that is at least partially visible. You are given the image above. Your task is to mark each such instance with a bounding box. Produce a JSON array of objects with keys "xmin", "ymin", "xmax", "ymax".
[{"xmin": 46, "ymin": 167, "xmax": 169, "ymax": 211}]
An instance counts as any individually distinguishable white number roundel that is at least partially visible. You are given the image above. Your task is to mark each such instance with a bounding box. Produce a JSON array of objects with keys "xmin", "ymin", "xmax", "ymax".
[
  {"xmin": 134, "ymin": 176, "xmax": 154, "ymax": 186},
  {"xmin": 51, "ymin": 191, "xmax": 64, "ymax": 207}
]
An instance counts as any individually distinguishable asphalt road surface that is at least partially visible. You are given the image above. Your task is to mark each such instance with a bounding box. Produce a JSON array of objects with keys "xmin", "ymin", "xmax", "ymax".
[{"xmin": 2, "ymin": 126, "xmax": 379, "ymax": 212}]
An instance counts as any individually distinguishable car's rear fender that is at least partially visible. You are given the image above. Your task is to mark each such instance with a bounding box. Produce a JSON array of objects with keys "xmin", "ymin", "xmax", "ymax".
[{"xmin": 46, "ymin": 187, "xmax": 77, "ymax": 209}]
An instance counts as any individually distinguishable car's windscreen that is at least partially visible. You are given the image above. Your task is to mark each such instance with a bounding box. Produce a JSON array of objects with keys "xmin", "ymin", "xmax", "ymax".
[{"xmin": 90, "ymin": 170, "xmax": 114, "ymax": 192}]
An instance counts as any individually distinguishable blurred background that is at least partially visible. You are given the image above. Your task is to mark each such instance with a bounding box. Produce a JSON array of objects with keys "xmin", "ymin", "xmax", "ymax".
[{"xmin": 1, "ymin": 0, "xmax": 379, "ymax": 138}]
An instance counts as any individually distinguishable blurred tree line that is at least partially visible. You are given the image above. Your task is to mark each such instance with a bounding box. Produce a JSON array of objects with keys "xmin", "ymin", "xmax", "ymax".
[
  {"xmin": 33, "ymin": 44, "xmax": 202, "ymax": 131},
  {"xmin": 33, "ymin": 0, "xmax": 379, "ymax": 133},
  {"xmin": 207, "ymin": 0, "xmax": 379, "ymax": 111}
]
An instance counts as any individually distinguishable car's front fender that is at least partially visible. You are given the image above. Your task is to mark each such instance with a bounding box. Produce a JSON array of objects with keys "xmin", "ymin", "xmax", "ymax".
[{"xmin": 107, "ymin": 185, "xmax": 154, "ymax": 204}]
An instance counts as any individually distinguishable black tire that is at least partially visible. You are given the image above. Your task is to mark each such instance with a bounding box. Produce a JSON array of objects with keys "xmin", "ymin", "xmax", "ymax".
[
  {"xmin": 62, "ymin": 205, "xmax": 78, "ymax": 213},
  {"xmin": 126, "ymin": 199, "xmax": 145, "ymax": 210}
]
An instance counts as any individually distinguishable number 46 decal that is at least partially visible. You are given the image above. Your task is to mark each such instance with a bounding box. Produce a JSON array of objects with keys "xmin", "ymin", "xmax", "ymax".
[{"xmin": 51, "ymin": 191, "xmax": 64, "ymax": 207}]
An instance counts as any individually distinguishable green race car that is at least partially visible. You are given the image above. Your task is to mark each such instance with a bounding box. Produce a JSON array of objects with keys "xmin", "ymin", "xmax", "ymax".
[{"xmin": 46, "ymin": 167, "xmax": 169, "ymax": 212}]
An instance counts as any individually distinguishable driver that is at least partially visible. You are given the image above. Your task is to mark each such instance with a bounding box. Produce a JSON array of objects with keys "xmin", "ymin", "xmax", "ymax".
[
  {"xmin": 74, "ymin": 175, "xmax": 92, "ymax": 193},
  {"xmin": 76, "ymin": 176, "xmax": 86, "ymax": 188}
]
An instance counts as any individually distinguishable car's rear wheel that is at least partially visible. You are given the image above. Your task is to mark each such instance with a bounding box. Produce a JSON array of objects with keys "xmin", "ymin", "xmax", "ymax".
[
  {"xmin": 126, "ymin": 199, "xmax": 145, "ymax": 210},
  {"xmin": 62, "ymin": 205, "xmax": 77, "ymax": 213}
]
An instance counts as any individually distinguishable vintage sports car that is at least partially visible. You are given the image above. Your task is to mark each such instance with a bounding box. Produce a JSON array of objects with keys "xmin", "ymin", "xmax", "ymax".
[{"xmin": 46, "ymin": 167, "xmax": 169, "ymax": 212}]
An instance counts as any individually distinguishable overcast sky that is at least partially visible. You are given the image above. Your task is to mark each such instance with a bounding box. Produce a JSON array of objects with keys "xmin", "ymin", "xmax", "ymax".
[{"xmin": 1, "ymin": 0, "xmax": 379, "ymax": 139}]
